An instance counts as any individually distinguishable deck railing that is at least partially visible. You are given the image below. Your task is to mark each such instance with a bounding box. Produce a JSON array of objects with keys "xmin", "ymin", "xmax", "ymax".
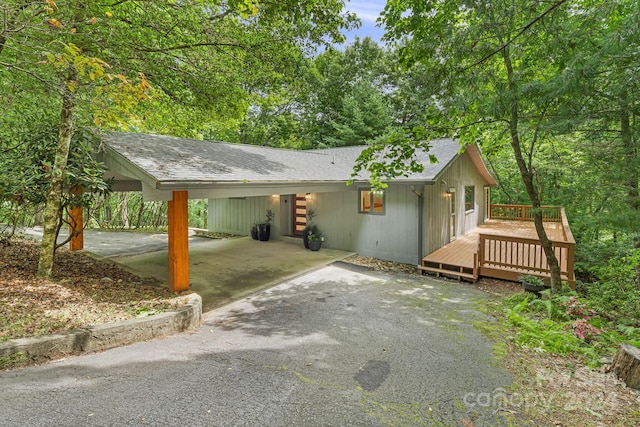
[
  {"xmin": 490, "ymin": 204, "xmax": 563, "ymax": 222},
  {"xmin": 478, "ymin": 205, "xmax": 576, "ymax": 286},
  {"xmin": 476, "ymin": 234, "xmax": 575, "ymax": 285}
]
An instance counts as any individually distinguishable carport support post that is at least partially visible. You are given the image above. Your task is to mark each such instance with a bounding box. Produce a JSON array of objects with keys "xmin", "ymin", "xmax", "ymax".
[
  {"xmin": 168, "ymin": 190, "xmax": 190, "ymax": 292},
  {"xmin": 69, "ymin": 186, "xmax": 83, "ymax": 251}
]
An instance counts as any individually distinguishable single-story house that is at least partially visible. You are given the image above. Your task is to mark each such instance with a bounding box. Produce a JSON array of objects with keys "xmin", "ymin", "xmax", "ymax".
[{"xmin": 94, "ymin": 132, "xmax": 500, "ymax": 289}]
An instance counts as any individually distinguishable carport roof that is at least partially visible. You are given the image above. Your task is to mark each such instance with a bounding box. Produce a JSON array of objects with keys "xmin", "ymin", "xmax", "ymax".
[{"xmin": 101, "ymin": 132, "xmax": 495, "ymax": 198}]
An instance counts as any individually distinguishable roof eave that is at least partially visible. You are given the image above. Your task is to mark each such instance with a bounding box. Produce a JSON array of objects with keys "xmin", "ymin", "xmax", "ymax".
[{"xmin": 466, "ymin": 144, "xmax": 498, "ymax": 186}]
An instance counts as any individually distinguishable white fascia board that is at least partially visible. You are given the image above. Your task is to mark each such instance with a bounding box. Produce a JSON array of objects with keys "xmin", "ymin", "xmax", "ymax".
[
  {"xmin": 141, "ymin": 181, "xmax": 358, "ymax": 201},
  {"xmin": 103, "ymin": 146, "xmax": 159, "ymax": 188}
]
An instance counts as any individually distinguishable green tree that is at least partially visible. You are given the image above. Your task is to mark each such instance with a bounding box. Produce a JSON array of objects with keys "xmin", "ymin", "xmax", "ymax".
[
  {"xmin": 1, "ymin": 0, "xmax": 357, "ymax": 277},
  {"xmin": 378, "ymin": 0, "xmax": 600, "ymax": 289},
  {"xmin": 565, "ymin": 1, "xmax": 640, "ymax": 287},
  {"xmin": 481, "ymin": 1, "xmax": 640, "ymax": 287},
  {"xmin": 308, "ymin": 37, "xmax": 396, "ymax": 148},
  {"xmin": 325, "ymin": 79, "xmax": 393, "ymax": 147}
]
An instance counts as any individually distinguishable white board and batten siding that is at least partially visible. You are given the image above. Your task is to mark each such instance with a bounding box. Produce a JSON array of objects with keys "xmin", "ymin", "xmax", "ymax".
[
  {"xmin": 207, "ymin": 195, "xmax": 282, "ymax": 238},
  {"xmin": 313, "ymin": 183, "xmax": 421, "ymax": 265},
  {"xmin": 423, "ymin": 152, "xmax": 489, "ymax": 255}
]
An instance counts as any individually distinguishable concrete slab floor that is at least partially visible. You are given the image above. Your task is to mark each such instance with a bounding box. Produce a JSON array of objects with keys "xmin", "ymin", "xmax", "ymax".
[{"xmin": 111, "ymin": 236, "xmax": 353, "ymax": 312}]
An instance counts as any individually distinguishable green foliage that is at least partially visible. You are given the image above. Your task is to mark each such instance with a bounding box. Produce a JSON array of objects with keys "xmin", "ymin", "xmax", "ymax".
[
  {"xmin": 307, "ymin": 227, "xmax": 324, "ymax": 242},
  {"xmin": 188, "ymin": 200, "xmax": 208, "ymax": 229},
  {"xmin": 88, "ymin": 193, "xmax": 167, "ymax": 231},
  {"xmin": 231, "ymin": 37, "xmax": 408, "ymax": 150},
  {"xmin": 325, "ymin": 80, "xmax": 393, "ymax": 147},
  {"xmin": 501, "ymin": 254, "xmax": 640, "ymax": 366},
  {"xmin": 350, "ymin": 127, "xmax": 437, "ymax": 190},
  {"xmin": 308, "ymin": 37, "xmax": 396, "ymax": 148},
  {"xmin": 584, "ymin": 251, "xmax": 640, "ymax": 320},
  {"xmin": 0, "ymin": 352, "xmax": 28, "ymax": 370},
  {"xmin": 263, "ymin": 209, "xmax": 275, "ymax": 225},
  {"xmin": 0, "ymin": 123, "xmax": 110, "ymax": 240},
  {"xmin": 518, "ymin": 275, "xmax": 545, "ymax": 286},
  {"xmin": 303, "ymin": 223, "xmax": 319, "ymax": 237}
]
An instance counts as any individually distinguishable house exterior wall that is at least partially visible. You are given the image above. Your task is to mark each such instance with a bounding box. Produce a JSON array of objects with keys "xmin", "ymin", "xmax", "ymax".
[
  {"xmin": 207, "ymin": 195, "xmax": 282, "ymax": 238},
  {"xmin": 422, "ymin": 152, "xmax": 489, "ymax": 255},
  {"xmin": 207, "ymin": 184, "xmax": 421, "ymax": 264},
  {"xmin": 312, "ymin": 183, "xmax": 421, "ymax": 265},
  {"xmin": 207, "ymin": 150, "xmax": 491, "ymax": 264}
]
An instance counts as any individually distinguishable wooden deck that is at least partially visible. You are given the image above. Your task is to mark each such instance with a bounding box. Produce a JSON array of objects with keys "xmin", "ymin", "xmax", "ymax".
[{"xmin": 420, "ymin": 205, "xmax": 576, "ymax": 286}]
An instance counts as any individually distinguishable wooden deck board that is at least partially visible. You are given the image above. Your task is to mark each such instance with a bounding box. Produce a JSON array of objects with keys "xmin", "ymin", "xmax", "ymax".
[{"xmin": 422, "ymin": 220, "xmax": 570, "ymax": 281}]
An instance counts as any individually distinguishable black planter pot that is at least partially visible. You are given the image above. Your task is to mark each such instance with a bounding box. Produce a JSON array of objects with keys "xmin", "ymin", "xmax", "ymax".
[
  {"xmin": 303, "ymin": 233, "xmax": 310, "ymax": 249},
  {"xmin": 522, "ymin": 282, "xmax": 546, "ymax": 293},
  {"xmin": 250, "ymin": 228, "xmax": 258, "ymax": 240},
  {"xmin": 521, "ymin": 281, "xmax": 547, "ymax": 297},
  {"xmin": 258, "ymin": 224, "xmax": 271, "ymax": 241},
  {"xmin": 308, "ymin": 240, "xmax": 321, "ymax": 251}
]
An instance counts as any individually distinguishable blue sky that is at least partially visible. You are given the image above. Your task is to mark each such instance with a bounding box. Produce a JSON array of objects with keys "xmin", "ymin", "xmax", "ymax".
[{"xmin": 343, "ymin": 0, "xmax": 387, "ymax": 44}]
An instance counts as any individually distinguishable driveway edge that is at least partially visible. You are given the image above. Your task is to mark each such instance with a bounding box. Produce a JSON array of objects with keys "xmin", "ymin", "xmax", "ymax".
[{"xmin": 0, "ymin": 293, "xmax": 202, "ymax": 364}]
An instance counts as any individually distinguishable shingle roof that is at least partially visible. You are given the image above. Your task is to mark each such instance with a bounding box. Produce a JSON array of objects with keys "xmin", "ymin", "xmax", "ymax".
[{"xmin": 103, "ymin": 132, "xmax": 466, "ymax": 186}]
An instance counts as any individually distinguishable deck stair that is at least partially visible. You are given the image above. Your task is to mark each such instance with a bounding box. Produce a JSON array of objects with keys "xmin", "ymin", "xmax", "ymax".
[{"xmin": 418, "ymin": 261, "xmax": 477, "ymax": 282}]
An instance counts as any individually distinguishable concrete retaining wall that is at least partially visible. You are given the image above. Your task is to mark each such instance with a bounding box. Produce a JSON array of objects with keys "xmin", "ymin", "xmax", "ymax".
[{"xmin": 0, "ymin": 293, "xmax": 202, "ymax": 365}]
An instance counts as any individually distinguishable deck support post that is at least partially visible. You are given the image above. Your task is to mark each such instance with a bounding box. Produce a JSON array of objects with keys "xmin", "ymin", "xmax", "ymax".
[
  {"xmin": 69, "ymin": 186, "xmax": 84, "ymax": 251},
  {"xmin": 168, "ymin": 190, "xmax": 189, "ymax": 292}
]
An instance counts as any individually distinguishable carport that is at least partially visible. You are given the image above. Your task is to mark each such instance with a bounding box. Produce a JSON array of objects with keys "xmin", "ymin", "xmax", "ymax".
[{"xmin": 69, "ymin": 132, "xmax": 355, "ymax": 292}]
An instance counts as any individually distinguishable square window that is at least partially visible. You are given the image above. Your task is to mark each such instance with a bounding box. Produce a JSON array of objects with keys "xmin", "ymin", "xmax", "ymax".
[
  {"xmin": 359, "ymin": 188, "xmax": 385, "ymax": 214},
  {"xmin": 465, "ymin": 186, "xmax": 475, "ymax": 212}
]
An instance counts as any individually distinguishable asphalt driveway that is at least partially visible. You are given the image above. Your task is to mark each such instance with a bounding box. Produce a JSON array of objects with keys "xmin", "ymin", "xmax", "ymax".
[{"xmin": 0, "ymin": 263, "xmax": 519, "ymax": 426}]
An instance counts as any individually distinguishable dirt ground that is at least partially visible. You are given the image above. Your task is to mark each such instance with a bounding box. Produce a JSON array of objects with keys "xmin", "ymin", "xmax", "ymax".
[
  {"xmin": 2, "ymin": 242, "xmax": 638, "ymax": 425},
  {"xmin": 0, "ymin": 238, "xmax": 189, "ymax": 343}
]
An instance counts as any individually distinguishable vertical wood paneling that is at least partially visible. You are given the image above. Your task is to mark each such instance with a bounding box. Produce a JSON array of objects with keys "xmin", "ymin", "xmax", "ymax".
[
  {"xmin": 423, "ymin": 151, "xmax": 490, "ymax": 256},
  {"xmin": 207, "ymin": 196, "xmax": 282, "ymax": 238},
  {"xmin": 314, "ymin": 184, "xmax": 419, "ymax": 264}
]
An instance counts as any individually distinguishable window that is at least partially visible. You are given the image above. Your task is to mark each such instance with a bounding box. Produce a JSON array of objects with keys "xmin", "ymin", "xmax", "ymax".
[
  {"xmin": 359, "ymin": 188, "xmax": 385, "ymax": 214},
  {"xmin": 464, "ymin": 186, "xmax": 475, "ymax": 212}
]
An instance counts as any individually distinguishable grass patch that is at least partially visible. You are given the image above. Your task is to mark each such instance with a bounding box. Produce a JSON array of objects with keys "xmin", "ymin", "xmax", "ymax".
[{"xmin": 0, "ymin": 352, "xmax": 28, "ymax": 370}]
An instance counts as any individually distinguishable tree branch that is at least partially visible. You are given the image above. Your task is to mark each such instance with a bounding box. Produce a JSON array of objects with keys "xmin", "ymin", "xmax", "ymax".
[
  {"xmin": 463, "ymin": 0, "xmax": 569, "ymax": 72},
  {"xmin": 137, "ymin": 41, "xmax": 249, "ymax": 53},
  {"xmin": 0, "ymin": 60, "xmax": 53, "ymax": 86}
]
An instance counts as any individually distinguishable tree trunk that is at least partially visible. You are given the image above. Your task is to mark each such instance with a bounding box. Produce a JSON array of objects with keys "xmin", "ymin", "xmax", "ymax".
[
  {"xmin": 120, "ymin": 192, "xmax": 130, "ymax": 228},
  {"xmin": 135, "ymin": 198, "xmax": 145, "ymax": 229},
  {"xmin": 607, "ymin": 343, "xmax": 640, "ymax": 390},
  {"xmin": 501, "ymin": 47, "xmax": 562, "ymax": 291},
  {"xmin": 37, "ymin": 71, "xmax": 77, "ymax": 278}
]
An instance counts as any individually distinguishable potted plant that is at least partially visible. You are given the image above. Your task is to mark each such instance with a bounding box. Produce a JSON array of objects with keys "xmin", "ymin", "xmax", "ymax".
[
  {"xmin": 302, "ymin": 209, "xmax": 317, "ymax": 249},
  {"xmin": 302, "ymin": 223, "xmax": 319, "ymax": 249},
  {"xmin": 258, "ymin": 209, "xmax": 274, "ymax": 241},
  {"xmin": 307, "ymin": 228, "xmax": 324, "ymax": 251},
  {"xmin": 519, "ymin": 274, "xmax": 546, "ymax": 293},
  {"xmin": 250, "ymin": 223, "xmax": 259, "ymax": 240}
]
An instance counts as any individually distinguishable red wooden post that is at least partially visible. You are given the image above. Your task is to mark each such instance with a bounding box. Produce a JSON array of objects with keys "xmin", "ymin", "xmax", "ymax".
[
  {"xmin": 69, "ymin": 186, "xmax": 84, "ymax": 251},
  {"xmin": 567, "ymin": 242, "xmax": 576, "ymax": 289},
  {"xmin": 168, "ymin": 190, "xmax": 190, "ymax": 292}
]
